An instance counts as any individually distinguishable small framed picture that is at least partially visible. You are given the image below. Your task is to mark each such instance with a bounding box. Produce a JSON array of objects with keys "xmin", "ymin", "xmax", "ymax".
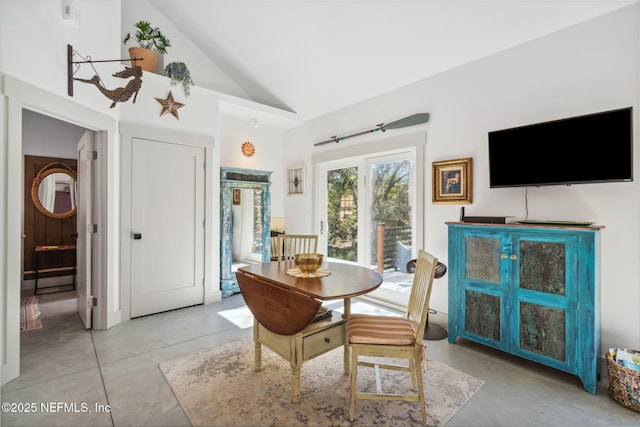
[
  {"xmin": 232, "ymin": 188, "xmax": 241, "ymax": 205},
  {"xmin": 288, "ymin": 167, "xmax": 305, "ymax": 195},
  {"xmin": 432, "ymin": 157, "xmax": 472, "ymax": 204}
]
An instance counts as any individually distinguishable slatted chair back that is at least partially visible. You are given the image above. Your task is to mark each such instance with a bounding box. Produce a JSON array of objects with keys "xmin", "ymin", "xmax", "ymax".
[
  {"xmin": 277, "ymin": 234, "xmax": 318, "ymax": 260},
  {"xmin": 270, "ymin": 236, "xmax": 280, "ymax": 260},
  {"xmin": 406, "ymin": 250, "xmax": 438, "ymax": 347}
]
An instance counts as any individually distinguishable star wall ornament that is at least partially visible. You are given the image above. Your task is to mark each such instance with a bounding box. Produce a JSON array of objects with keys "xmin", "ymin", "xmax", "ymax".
[{"xmin": 155, "ymin": 91, "xmax": 185, "ymax": 120}]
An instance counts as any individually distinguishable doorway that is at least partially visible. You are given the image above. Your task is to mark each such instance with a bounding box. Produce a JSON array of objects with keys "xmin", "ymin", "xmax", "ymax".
[
  {"xmin": 319, "ymin": 152, "xmax": 416, "ymax": 264},
  {"xmin": 21, "ymin": 112, "xmax": 94, "ymax": 322},
  {"xmin": 317, "ymin": 149, "xmax": 418, "ymax": 309},
  {"xmin": 13, "ymin": 112, "xmax": 94, "ymax": 389},
  {"xmin": 2, "ymin": 76, "xmax": 114, "ymax": 385}
]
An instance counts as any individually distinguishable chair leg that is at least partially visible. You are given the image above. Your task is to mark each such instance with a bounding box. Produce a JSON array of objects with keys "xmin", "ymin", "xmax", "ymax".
[
  {"xmin": 415, "ymin": 362, "xmax": 426, "ymax": 424},
  {"xmin": 348, "ymin": 346, "xmax": 427, "ymax": 424},
  {"xmin": 349, "ymin": 348, "xmax": 358, "ymax": 421},
  {"xmin": 409, "ymin": 359, "xmax": 418, "ymax": 391}
]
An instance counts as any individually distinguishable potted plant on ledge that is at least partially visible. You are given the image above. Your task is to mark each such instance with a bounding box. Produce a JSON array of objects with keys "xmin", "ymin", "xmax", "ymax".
[
  {"xmin": 123, "ymin": 20, "xmax": 171, "ymax": 73},
  {"xmin": 164, "ymin": 62, "xmax": 195, "ymax": 96}
]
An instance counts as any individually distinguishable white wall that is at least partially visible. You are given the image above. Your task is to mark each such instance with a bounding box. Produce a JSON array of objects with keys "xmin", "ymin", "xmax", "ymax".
[
  {"xmin": 284, "ymin": 5, "xmax": 640, "ymax": 352},
  {"xmin": 22, "ymin": 110, "xmax": 85, "ymax": 158},
  {"xmin": 220, "ymin": 116, "xmax": 287, "ymax": 218},
  {"xmin": 0, "ymin": 0, "xmax": 123, "ymax": 115},
  {"xmin": 122, "ymin": 0, "xmax": 249, "ymax": 100}
]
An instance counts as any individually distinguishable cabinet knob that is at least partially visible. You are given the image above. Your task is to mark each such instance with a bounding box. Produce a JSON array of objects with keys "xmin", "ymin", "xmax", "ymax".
[
  {"xmin": 501, "ymin": 254, "xmax": 508, "ymax": 259},
  {"xmin": 324, "ymin": 337, "xmax": 331, "ymax": 344},
  {"xmin": 510, "ymin": 254, "xmax": 518, "ymax": 260}
]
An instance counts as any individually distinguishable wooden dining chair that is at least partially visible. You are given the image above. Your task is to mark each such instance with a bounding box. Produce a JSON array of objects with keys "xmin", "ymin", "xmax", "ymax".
[
  {"xmin": 347, "ymin": 249, "xmax": 438, "ymax": 424},
  {"xmin": 276, "ymin": 234, "xmax": 318, "ymax": 260}
]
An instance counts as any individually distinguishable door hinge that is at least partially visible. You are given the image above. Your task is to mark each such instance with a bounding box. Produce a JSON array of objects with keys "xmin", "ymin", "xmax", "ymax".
[
  {"xmin": 89, "ymin": 297, "xmax": 97, "ymax": 307},
  {"xmin": 88, "ymin": 224, "xmax": 98, "ymax": 233},
  {"xmin": 92, "ymin": 150, "xmax": 98, "ymax": 160}
]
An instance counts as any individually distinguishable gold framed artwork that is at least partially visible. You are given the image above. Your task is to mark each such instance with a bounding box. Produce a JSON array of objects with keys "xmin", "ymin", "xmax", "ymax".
[
  {"xmin": 232, "ymin": 188, "xmax": 241, "ymax": 205},
  {"xmin": 432, "ymin": 157, "xmax": 472, "ymax": 204},
  {"xmin": 288, "ymin": 167, "xmax": 305, "ymax": 195}
]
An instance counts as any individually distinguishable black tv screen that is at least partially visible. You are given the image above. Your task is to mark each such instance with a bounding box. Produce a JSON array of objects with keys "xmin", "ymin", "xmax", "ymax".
[{"xmin": 488, "ymin": 107, "xmax": 633, "ymax": 188}]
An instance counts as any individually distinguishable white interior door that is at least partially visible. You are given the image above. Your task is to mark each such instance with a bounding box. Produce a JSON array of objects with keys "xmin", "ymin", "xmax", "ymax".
[
  {"xmin": 130, "ymin": 138, "xmax": 205, "ymax": 318},
  {"xmin": 76, "ymin": 131, "xmax": 94, "ymax": 328}
]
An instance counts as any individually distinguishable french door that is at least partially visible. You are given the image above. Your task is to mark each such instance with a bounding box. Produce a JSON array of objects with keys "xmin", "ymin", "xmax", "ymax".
[{"xmin": 318, "ymin": 151, "xmax": 416, "ymax": 272}]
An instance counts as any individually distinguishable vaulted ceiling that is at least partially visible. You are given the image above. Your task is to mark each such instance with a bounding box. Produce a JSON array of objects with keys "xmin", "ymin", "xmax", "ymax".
[{"xmin": 149, "ymin": 1, "xmax": 634, "ymax": 122}]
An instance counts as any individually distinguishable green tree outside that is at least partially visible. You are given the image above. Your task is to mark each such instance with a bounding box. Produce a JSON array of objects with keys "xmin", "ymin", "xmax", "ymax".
[{"xmin": 326, "ymin": 159, "xmax": 412, "ymax": 264}]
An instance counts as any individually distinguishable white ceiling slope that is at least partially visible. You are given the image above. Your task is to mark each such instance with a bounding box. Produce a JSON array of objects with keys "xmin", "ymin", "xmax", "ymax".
[{"xmin": 150, "ymin": 1, "xmax": 635, "ymax": 122}]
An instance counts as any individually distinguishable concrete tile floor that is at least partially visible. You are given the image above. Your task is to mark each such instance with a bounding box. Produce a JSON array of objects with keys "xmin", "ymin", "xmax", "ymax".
[{"xmin": 2, "ymin": 291, "xmax": 639, "ymax": 426}]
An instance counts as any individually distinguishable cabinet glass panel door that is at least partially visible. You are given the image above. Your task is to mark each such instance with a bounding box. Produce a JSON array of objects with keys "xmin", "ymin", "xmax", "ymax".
[
  {"xmin": 519, "ymin": 302, "xmax": 566, "ymax": 361},
  {"xmin": 465, "ymin": 235, "xmax": 501, "ymax": 284},
  {"xmin": 519, "ymin": 240, "xmax": 566, "ymax": 295},
  {"xmin": 462, "ymin": 234, "xmax": 504, "ymax": 345},
  {"xmin": 465, "ymin": 290, "xmax": 501, "ymax": 341},
  {"xmin": 513, "ymin": 235, "xmax": 576, "ymax": 368}
]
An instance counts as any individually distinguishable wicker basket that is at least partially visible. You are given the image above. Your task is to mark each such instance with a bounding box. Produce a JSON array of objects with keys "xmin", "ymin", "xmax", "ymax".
[{"xmin": 607, "ymin": 352, "xmax": 640, "ymax": 412}]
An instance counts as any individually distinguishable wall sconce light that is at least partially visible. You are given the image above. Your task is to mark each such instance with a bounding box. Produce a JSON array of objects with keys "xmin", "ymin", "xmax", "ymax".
[{"xmin": 241, "ymin": 141, "xmax": 255, "ymax": 157}]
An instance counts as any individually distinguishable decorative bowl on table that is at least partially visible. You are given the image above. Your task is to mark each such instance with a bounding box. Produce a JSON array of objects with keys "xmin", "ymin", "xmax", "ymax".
[{"xmin": 294, "ymin": 253, "xmax": 324, "ymax": 272}]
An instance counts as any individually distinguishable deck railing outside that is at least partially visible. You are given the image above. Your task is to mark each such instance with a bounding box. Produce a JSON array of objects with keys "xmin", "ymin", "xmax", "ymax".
[{"xmin": 375, "ymin": 224, "xmax": 411, "ymax": 273}]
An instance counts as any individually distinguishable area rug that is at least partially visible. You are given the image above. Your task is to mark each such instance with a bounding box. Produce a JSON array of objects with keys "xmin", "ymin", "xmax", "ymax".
[
  {"xmin": 20, "ymin": 295, "xmax": 42, "ymax": 332},
  {"xmin": 159, "ymin": 337, "xmax": 484, "ymax": 426}
]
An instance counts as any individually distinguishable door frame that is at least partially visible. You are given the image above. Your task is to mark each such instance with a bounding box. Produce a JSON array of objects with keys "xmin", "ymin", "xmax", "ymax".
[
  {"xmin": 312, "ymin": 131, "xmax": 426, "ymax": 265},
  {"xmin": 1, "ymin": 76, "xmax": 115, "ymax": 385},
  {"xmin": 77, "ymin": 131, "xmax": 95, "ymax": 329}
]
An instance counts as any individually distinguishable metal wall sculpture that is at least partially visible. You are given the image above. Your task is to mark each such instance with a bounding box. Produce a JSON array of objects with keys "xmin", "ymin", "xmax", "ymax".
[{"xmin": 67, "ymin": 44, "xmax": 143, "ymax": 108}]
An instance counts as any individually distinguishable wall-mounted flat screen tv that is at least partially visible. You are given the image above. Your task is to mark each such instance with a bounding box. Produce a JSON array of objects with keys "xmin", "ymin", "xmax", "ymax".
[{"xmin": 488, "ymin": 107, "xmax": 633, "ymax": 188}]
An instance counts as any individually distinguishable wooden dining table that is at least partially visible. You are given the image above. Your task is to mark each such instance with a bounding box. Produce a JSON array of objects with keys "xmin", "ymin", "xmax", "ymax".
[{"xmin": 236, "ymin": 260, "xmax": 383, "ymax": 403}]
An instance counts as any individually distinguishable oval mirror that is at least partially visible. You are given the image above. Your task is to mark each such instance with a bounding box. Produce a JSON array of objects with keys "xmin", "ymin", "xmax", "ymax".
[{"xmin": 31, "ymin": 167, "xmax": 77, "ymax": 219}]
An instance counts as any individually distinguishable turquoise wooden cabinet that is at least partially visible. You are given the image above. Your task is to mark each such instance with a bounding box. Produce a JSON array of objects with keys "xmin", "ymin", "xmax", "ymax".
[{"xmin": 447, "ymin": 222, "xmax": 603, "ymax": 393}]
